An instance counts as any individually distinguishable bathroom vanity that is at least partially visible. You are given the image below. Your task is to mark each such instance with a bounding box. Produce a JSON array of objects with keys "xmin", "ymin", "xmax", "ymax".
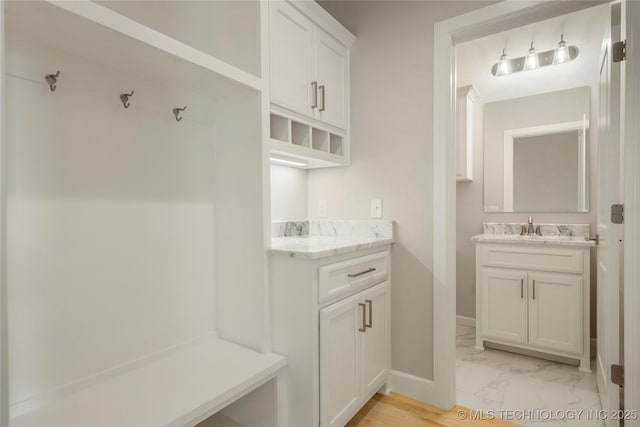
[
  {"xmin": 473, "ymin": 223, "xmax": 595, "ymax": 372},
  {"xmin": 269, "ymin": 221, "xmax": 393, "ymax": 427}
]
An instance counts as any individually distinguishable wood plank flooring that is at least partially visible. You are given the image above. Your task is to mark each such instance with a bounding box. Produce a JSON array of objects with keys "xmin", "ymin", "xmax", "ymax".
[{"xmin": 345, "ymin": 393, "xmax": 522, "ymax": 427}]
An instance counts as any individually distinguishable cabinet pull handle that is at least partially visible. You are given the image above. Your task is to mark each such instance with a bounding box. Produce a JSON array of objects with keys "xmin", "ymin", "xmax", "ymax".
[
  {"xmin": 319, "ymin": 85, "xmax": 326, "ymax": 112},
  {"xmin": 348, "ymin": 267, "xmax": 376, "ymax": 278},
  {"xmin": 311, "ymin": 81, "xmax": 318, "ymax": 108},
  {"xmin": 521, "ymin": 278, "xmax": 524, "ymax": 299},
  {"xmin": 532, "ymin": 279, "xmax": 536, "ymax": 300},
  {"xmin": 359, "ymin": 303, "xmax": 366, "ymax": 332},
  {"xmin": 365, "ymin": 300, "xmax": 373, "ymax": 328}
]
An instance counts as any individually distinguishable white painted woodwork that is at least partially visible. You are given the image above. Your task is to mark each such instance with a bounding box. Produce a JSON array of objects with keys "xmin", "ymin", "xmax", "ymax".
[
  {"xmin": 318, "ymin": 251, "xmax": 390, "ymax": 304},
  {"xmin": 269, "ymin": 1, "xmax": 315, "ymax": 117},
  {"xmin": 455, "ymin": 85, "xmax": 478, "ymax": 182},
  {"xmin": 528, "ymin": 273, "xmax": 583, "ymax": 354},
  {"xmin": 480, "ymin": 269, "xmax": 528, "ymax": 345},
  {"xmin": 319, "ymin": 293, "xmax": 362, "ymax": 427},
  {"xmin": 268, "ymin": 0, "xmax": 354, "ymax": 167},
  {"xmin": 269, "ymin": 247, "xmax": 391, "ymax": 427},
  {"xmin": 2, "ymin": 1, "xmax": 281, "ymax": 425},
  {"xmin": 475, "ymin": 242, "xmax": 591, "ymax": 372},
  {"xmin": 360, "ymin": 284, "xmax": 391, "ymax": 399},
  {"xmin": 11, "ymin": 337, "xmax": 286, "ymax": 427},
  {"xmin": 314, "ymin": 28, "xmax": 348, "ymax": 129}
]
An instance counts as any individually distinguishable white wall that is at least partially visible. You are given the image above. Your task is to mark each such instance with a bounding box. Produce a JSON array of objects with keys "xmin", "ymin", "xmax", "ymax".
[
  {"xmin": 270, "ymin": 165, "xmax": 308, "ymax": 221},
  {"xmin": 455, "ymin": 6, "xmax": 607, "ymax": 334},
  {"xmin": 315, "ymin": 0, "xmax": 494, "ymax": 381}
]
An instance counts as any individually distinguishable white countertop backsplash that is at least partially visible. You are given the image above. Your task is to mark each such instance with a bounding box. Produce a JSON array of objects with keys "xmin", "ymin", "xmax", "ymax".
[{"xmin": 270, "ymin": 220, "xmax": 394, "ymax": 258}]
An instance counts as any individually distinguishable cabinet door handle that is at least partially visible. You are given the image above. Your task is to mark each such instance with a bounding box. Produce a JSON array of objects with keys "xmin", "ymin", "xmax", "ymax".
[
  {"xmin": 365, "ymin": 300, "xmax": 373, "ymax": 328},
  {"xmin": 359, "ymin": 303, "xmax": 366, "ymax": 332},
  {"xmin": 311, "ymin": 81, "xmax": 318, "ymax": 109},
  {"xmin": 319, "ymin": 85, "xmax": 326, "ymax": 112},
  {"xmin": 532, "ymin": 279, "xmax": 536, "ymax": 300},
  {"xmin": 521, "ymin": 278, "xmax": 524, "ymax": 299},
  {"xmin": 348, "ymin": 267, "xmax": 376, "ymax": 278}
]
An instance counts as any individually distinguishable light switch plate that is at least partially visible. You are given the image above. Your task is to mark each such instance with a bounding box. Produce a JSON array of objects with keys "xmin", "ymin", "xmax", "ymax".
[
  {"xmin": 318, "ymin": 200, "xmax": 327, "ymax": 218},
  {"xmin": 371, "ymin": 199, "xmax": 382, "ymax": 218}
]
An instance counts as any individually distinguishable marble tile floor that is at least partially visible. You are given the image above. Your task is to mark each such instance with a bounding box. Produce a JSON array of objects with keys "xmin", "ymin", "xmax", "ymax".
[{"xmin": 456, "ymin": 324, "xmax": 604, "ymax": 427}]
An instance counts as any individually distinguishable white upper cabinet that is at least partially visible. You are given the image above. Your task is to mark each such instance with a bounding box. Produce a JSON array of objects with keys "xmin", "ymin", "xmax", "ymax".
[
  {"xmin": 268, "ymin": 1, "xmax": 353, "ymax": 167},
  {"xmin": 269, "ymin": 1, "xmax": 316, "ymax": 116},
  {"xmin": 314, "ymin": 28, "xmax": 348, "ymax": 128}
]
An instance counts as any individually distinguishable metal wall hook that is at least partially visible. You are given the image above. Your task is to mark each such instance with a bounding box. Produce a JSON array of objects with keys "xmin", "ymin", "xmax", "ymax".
[
  {"xmin": 173, "ymin": 106, "xmax": 187, "ymax": 122},
  {"xmin": 120, "ymin": 91, "xmax": 134, "ymax": 108},
  {"xmin": 45, "ymin": 70, "xmax": 60, "ymax": 92}
]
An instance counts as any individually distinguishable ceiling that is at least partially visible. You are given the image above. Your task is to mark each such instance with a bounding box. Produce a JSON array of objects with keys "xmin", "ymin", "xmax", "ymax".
[{"xmin": 456, "ymin": 3, "xmax": 609, "ymax": 103}]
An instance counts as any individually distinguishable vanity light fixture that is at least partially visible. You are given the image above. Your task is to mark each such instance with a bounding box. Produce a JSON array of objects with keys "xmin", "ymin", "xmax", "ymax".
[
  {"xmin": 491, "ymin": 35, "xmax": 579, "ymax": 77},
  {"xmin": 270, "ymin": 154, "xmax": 308, "ymax": 168},
  {"xmin": 524, "ymin": 42, "xmax": 539, "ymax": 70}
]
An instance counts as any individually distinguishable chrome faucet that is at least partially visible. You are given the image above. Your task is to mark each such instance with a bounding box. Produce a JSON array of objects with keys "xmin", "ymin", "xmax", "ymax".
[
  {"xmin": 527, "ymin": 216, "xmax": 535, "ymax": 235},
  {"xmin": 522, "ymin": 216, "xmax": 542, "ymax": 236}
]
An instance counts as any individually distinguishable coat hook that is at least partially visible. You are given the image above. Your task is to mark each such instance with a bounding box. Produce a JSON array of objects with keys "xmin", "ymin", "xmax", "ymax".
[
  {"xmin": 45, "ymin": 70, "xmax": 60, "ymax": 92},
  {"xmin": 120, "ymin": 91, "xmax": 134, "ymax": 109},
  {"xmin": 173, "ymin": 106, "xmax": 187, "ymax": 122}
]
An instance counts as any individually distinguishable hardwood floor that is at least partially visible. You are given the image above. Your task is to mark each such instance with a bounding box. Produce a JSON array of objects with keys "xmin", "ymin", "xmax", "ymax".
[{"xmin": 345, "ymin": 393, "xmax": 522, "ymax": 427}]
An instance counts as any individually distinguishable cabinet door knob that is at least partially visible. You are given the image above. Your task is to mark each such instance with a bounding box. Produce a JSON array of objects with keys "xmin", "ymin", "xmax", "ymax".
[
  {"xmin": 319, "ymin": 85, "xmax": 326, "ymax": 112},
  {"xmin": 311, "ymin": 81, "xmax": 318, "ymax": 109},
  {"xmin": 365, "ymin": 300, "xmax": 373, "ymax": 328},
  {"xmin": 359, "ymin": 303, "xmax": 367, "ymax": 332}
]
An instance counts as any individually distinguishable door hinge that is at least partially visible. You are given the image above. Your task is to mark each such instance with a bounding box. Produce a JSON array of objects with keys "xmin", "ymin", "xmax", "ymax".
[
  {"xmin": 611, "ymin": 204, "xmax": 624, "ymax": 224},
  {"xmin": 613, "ymin": 40, "xmax": 626, "ymax": 62},
  {"xmin": 611, "ymin": 364, "xmax": 624, "ymax": 387}
]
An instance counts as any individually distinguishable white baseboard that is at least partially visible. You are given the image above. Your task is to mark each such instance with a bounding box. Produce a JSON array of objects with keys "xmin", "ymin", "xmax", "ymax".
[
  {"xmin": 389, "ymin": 370, "xmax": 438, "ymax": 405},
  {"xmin": 456, "ymin": 315, "xmax": 476, "ymax": 327}
]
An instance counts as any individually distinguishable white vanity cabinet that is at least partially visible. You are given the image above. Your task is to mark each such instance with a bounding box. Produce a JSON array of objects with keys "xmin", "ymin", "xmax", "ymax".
[
  {"xmin": 270, "ymin": 246, "xmax": 391, "ymax": 427},
  {"xmin": 475, "ymin": 241, "xmax": 591, "ymax": 372}
]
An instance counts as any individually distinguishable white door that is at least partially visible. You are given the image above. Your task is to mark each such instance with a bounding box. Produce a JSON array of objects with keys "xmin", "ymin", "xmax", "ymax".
[
  {"xmin": 315, "ymin": 28, "xmax": 348, "ymax": 129},
  {"xmin": 596, "ymin": 2, "xmax": 623, "ymax": 422},
  {"xmin": 319, "ymin": 293, "xmax": 363, "ymax": 427},
  {"xmin": 480, "ymin": 269, "xmax": 528, "ymax": 345},
  {"xmin": 528, "ymin": 273, "xmax": 582, "ymax": 354},
  {"xmin": 361, "ymin": 282, "xmax": 390, "ymax": 398},
  {"xmin": 269, "ymin": 1, "xmax": 315, "ymax": 118}
]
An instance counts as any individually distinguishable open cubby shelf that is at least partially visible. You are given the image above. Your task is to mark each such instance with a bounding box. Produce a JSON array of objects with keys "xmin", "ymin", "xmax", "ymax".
[{"xmin": 268, "ymin": 113, "xmax": 347, "ymax": 168}]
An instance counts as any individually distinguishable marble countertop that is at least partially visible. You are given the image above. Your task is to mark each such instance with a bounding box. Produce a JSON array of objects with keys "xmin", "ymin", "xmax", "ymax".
[
  {"xmin": 472, "ymin": 233, "xmax": 596, "ymax": 247},
  {"xmin": 270, "ymin": 235, "xmax": 394, "ymax": 259},
  {"xmin": 269, "ymin": 220, "xmax": 394, "ymax": 259}
]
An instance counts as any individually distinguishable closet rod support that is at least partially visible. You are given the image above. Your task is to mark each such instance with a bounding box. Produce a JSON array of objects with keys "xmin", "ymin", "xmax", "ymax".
[
  {"xmin": 45, "ymin": 71, "xmax": 60, "ymax": 92},
  {"xmin": 120, "ymin": 91, "xmax": 134, "ymax": 109},
  {"xmin": 173, "ymin": 106, "xmax": 187, "ymax": 122}
]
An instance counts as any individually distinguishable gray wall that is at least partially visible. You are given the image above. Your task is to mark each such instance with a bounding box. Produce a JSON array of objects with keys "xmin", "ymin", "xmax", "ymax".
[
  {"xmin": 314, "ymin": 0, "xmax": 494, "ymax": 381},
  {"xmin": 271, "ymin": 165, "xmax": 308, "ymax": 221}
]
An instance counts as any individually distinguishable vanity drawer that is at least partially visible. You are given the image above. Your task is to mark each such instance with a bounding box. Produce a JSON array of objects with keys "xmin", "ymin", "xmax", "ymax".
[
  {"xmin": 319, "ymin": 251, "xmax": 390, "ymax": 303},
  {"xmin": 478, "ymin": 244, "xmax": 583, "ymax": 274}
]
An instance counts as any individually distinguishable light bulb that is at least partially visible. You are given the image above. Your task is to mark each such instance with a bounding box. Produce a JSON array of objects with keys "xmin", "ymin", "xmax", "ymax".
[
  {"xmin": 554, "ymin": 34, "xmax": 569, "ymax": 64},
  {"xmin": 525, "ymin": 42, "xmax": 539, "ymax": 70},
  {"xmin": 497, "ymin": 48, "xmax": 511, "ymax": 76}
]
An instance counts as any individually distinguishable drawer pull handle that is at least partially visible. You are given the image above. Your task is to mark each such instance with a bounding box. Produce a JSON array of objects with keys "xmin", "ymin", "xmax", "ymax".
[
  {"xmin": 521, "ymin": 278, "xmax": 524, "ymax": 299},
  {"xmin": 533, "ymin": 279, "xmax": 536, "ymax": 300},
  {"xmin": 319, "ymin": 85, "xmax": 326, "ymax": 112},
  {"xmin": 311, "ymin": 81, "xmax": 318, "ymax": 108},
  {"xmin": 348, "ymin": 267, "xmax": 376, "ymax": 278},
  {"xmin": 365, "ymin": 299, "xmax": 373, "ymax": 328},
  {"xmin": 359, "ymin": 303, "xmax": 367, "ymax": 332}
]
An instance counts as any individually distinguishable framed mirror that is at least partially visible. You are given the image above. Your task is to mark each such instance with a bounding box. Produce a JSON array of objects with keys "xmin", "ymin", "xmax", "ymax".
[{"xmin": 484, "ymin": 87, "xmax": 590, "ymax": 213}]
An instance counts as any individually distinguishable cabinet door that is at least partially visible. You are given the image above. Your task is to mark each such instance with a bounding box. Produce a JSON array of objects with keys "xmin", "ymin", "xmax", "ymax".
[
  {"xmin": 270, "ymin": 1, "xmax": 315, "ymax": 118},
  {"xmin": 480, "ymin": 269, "xmax": 528, "ymax": 344},
  {"xmin": 360, "ymin": 282, "xmax": 390, "ymax": 398},
  {"xmin": 315, "ymin": 28, "xmax": 348, "ymax": 129},
  {"xmin": 320, "ymin": 293, "xmax": 363, "ymax": 427},
  {"xmin": 528, "ymin": 273, "xmax": 583, "ymax": 354}
]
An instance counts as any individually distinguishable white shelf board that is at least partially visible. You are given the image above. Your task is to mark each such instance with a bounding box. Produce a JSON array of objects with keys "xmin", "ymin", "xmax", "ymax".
[
  {"xmin": 11, "ymin": 336, "xmax": 287, "ymax": 427},
  {"xmin": 5, "ymin": 0, "xmax": 262, "ymax": 100},
  {"xmin": 270, "ymin": 139, "xmax": 348, "ymax": 169}
]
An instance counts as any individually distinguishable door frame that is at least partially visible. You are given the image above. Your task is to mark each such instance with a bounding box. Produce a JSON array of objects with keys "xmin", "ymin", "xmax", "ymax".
[{"xmin": 432, "ymin": 0, "xmax": 639, "ymax": 412}]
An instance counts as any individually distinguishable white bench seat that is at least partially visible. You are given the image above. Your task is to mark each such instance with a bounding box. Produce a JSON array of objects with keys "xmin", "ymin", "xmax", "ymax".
[{"xmin": 11, "ymin": 336, "xmax": 287, "ymax": 427}]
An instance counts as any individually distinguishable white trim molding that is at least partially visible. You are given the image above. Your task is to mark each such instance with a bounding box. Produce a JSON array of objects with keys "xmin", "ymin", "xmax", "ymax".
[
  {"xmin": 433, "ymin": 0, "xmax": 603, "ymax": 411},
  {"xmin": 388, "ymin": 371, "xmax": 437, "ymax": 404}
]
